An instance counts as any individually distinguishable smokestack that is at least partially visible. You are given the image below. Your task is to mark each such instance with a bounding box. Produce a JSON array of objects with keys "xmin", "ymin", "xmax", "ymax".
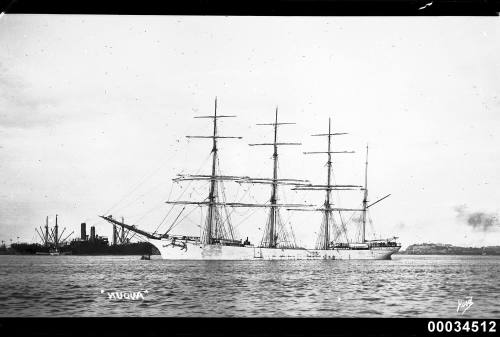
[
  {"xmin": 81, "ymin": 223, "xmax": 87, "ymax": 241},
  {"xmin": 90, "ymin": 226, "xmax": 96, "ymax": 242}
]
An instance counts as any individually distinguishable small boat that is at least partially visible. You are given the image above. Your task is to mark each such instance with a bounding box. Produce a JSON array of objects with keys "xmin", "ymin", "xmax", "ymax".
[{"xmin": 140, "ymin": 255, "xmax": 151, "ymax": 260}]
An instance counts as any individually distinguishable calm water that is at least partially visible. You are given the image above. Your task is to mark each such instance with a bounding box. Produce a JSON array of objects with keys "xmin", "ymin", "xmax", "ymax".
[{"xmin": 0, "ymin": 255, "xmax": 498, "ymax": 317}]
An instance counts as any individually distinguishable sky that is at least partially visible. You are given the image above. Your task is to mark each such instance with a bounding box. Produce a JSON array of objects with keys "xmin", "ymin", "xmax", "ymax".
[{"xmin": 0, "ymin": 15, "xmax": 499, "ymax": 249}]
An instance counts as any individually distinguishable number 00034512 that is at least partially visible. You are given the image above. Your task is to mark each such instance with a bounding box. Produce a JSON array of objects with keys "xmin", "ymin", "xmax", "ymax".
[{"xmin": 427, "ymin": 320, "xmax": 496, "ymax": 333}]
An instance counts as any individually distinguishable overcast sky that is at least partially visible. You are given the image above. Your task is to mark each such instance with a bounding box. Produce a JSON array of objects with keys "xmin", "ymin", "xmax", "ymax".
[{"xmin": 1, "ymin": 15, "xmax": 499, "ymax": 249}]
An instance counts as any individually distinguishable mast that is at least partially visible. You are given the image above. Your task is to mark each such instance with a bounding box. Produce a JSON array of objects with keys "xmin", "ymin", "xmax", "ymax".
[
  {"xmin": 44, "ymin": 216, "xmax": 49, "ymax": 247},
  {"xmin": 165, "ymin": 98, "xmax": 244, "ymax": 244},
  {"xmin": 291, "ymin": 117, "xmax": 361, "ymax": 250},
  {"xmin": 294, "ymin": 142, "xmax": 390, "ymax": 245},
  {"xmin": 206, "ymin": 98, "xmax": 219, "ymax": 244},
  {"xmin": 54, "ymin": 214, "xmax": 59, "ymax": 248},
  {"xmin": 324, "ymin": 118, "xmax": 333, "ymax": 250},
  {"xmin": 269, "ymin": 108, "xmax": 279, "ymax": 247},
  {"xmin": 361, "ymin": 144, "xmax": 369, "ymax": 243},
  {"xmin": 247, "ymin": 107, "xmax": 303, "ymax": 248}
]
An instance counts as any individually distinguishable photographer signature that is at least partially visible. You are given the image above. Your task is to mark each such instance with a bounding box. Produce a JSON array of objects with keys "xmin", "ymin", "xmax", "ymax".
[{"xmin": 457, "ymin": 296, "xmax": 473, "ymax": 315}]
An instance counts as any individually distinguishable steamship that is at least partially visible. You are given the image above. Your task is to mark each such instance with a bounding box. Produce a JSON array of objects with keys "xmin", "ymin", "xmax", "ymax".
[{"xmin": 101, "ymin": 99, "xmax": 400, "ymax": 260}]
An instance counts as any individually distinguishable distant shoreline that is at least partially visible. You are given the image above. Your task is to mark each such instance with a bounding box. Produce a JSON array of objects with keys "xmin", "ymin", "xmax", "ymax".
[{"xmin": 399, "ymin": 243, "xmax": 500, "ymax": 255}]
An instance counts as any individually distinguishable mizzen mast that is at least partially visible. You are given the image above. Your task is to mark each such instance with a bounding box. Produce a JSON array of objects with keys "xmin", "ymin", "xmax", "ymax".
[{"xmin": 291, "ymin": 117, "xmax": 361, "ymax": 249}]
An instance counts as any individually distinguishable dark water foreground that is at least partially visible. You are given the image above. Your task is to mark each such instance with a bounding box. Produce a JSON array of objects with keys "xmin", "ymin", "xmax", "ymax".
[{"xmin": 0, "ymin": 255, "xmax": 498, "ymax": 317}]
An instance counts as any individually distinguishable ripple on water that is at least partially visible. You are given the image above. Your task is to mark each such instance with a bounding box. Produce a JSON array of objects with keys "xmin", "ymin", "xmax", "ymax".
[{"xmin": 0, "ymin": 255, "xmax": 499, "ymax": 317}]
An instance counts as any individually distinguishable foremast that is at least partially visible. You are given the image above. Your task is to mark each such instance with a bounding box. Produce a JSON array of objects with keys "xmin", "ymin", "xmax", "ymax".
[
  {"xmin": 205, "ymin": 98, "xmax": 221, "ymax": 244},
  {"xmin": 167, "ymin": 98, "xmax": 247, "ymax": 244}
]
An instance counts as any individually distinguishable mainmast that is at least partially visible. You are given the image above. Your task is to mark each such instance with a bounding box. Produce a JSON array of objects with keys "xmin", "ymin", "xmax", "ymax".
[
  {"xmin": 361, "ymin": 145, "xmax": 369, "ymax": 243},
  {"xmin": 323, "ymin": 118, "xmax": 333, "ymax": 249},
  {"xmin": 248, "ymin": 107, "xmax": 303, "ymax": 248},
  {"xmin": 292, "ymin": 117, "xmax": 362, "ymax": 250}
]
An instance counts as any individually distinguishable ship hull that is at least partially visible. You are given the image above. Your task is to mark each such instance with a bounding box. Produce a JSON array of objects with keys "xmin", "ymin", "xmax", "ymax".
[
  {"xmin": 332, "ymin": 246, "xmax": 400, "ymax": 260},
  {"xmin": 149, "ymin": 239, "xmax": 400, "ymax": 260}
]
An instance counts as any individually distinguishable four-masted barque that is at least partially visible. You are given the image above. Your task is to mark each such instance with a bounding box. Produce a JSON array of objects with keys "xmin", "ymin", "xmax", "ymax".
[{"xmin": 101, "ymin": 99, "xmax": 400, "ymax": 260}]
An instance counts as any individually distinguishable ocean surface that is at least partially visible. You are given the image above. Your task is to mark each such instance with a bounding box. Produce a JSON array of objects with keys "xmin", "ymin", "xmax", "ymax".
[{"xmin": 0, "ymin": 255, "xmax": 498, "ymax": 317}]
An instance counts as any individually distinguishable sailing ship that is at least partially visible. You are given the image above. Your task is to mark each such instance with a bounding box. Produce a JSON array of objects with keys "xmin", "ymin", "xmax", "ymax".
[{"xmin": 101, "ymin": 99, "xmax": 400, "ymax": 260}]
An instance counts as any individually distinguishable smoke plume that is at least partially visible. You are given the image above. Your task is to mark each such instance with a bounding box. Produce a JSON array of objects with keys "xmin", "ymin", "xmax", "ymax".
[{"xmin": 454, "ymin": 204, "xmax": 499, "ymax": 232}]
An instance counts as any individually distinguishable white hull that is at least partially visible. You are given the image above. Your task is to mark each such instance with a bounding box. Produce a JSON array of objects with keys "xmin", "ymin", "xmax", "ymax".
[
  {"xmin": 332, "ymin": 246, "xmax": 400, "ymax": 260},
  {"xmin": 149, "ymin": 239, "xmax": 400, "ymax": 260}
]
